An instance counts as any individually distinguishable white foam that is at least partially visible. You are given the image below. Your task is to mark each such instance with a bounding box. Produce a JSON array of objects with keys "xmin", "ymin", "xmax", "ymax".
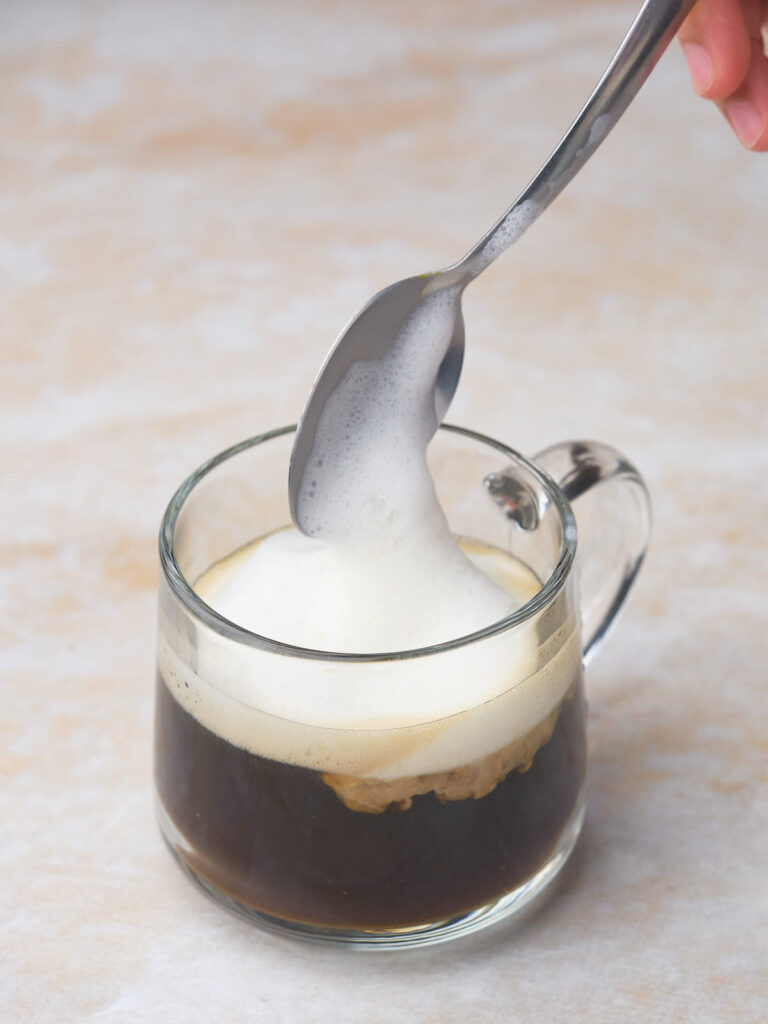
[
  {"xmin": 274, "ymin": 286, "xmax": 519, "ymax": 655},
  {"xmin": 158, "ymin": 283, "xmax": 581, "ymax": 776},
  {"xmin": 158, "ymin": 537, "xmax": 581, "ymax": 777},
  {"xmin": 199, "ymin": 527, "xmax": 523, "ymax": 654},
  {"xmin": 469, "ymin": 198, "xmax": 541, "ymax": 275},
  {"xmin": 296, "ymin": 287, "xmax": 462, "ymax": 543}
]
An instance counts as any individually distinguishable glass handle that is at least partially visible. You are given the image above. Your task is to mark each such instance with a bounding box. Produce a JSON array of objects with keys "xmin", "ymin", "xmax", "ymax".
[{"xmin": 534, "ymin": 440, "xmax": 652, "ymax": 664}]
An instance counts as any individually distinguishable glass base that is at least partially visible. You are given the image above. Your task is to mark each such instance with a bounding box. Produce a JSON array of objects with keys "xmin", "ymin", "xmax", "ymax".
[{"xmin": 157, "ymin": 794, "xmax": 585, "ymax": 949}]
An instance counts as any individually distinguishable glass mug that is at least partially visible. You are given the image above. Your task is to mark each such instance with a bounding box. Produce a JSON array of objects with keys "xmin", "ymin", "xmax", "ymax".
[{"xmin": 154, "ymin": 425, "xmax": 650, "ymax": 948}]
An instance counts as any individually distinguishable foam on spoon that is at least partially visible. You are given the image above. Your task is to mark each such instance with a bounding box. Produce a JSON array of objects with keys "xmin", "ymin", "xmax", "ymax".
[
  {"xmin": 204, "ymin": 287, "xmax": 517, "ymax": 653},
  {"xmin": 295, "ymin": 287, "xmax": 462, "ymax": 545}
]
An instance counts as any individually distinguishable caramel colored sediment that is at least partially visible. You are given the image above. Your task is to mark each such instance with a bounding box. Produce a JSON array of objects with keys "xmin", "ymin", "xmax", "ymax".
[{"xmin": 323, "ymin": 697, "xmax": 563, "ymax": 813}]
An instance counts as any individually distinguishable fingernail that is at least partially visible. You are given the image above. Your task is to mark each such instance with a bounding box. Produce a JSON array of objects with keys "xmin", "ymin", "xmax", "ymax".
[
  {"xmin": 682, "ymin": 43, "xmax": 714, "ymax": 94},
  {"xmin": 726, "ymin": 99, "xmax": 764, "ymax": 148}
]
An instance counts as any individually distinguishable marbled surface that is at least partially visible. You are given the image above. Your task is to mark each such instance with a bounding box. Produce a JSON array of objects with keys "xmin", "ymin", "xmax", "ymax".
[{"xmin": 2, "ymin": 1, "xmax": 767, "ymax": 1021}]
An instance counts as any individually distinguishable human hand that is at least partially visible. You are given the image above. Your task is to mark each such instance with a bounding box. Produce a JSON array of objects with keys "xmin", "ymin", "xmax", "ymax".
[{"xmin": 679, "ymin": 0, "xmax": 768, "ymax": 150}]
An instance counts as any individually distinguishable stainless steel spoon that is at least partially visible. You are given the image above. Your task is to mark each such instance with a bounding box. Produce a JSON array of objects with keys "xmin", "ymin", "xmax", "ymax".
[{"xmin": 289, "ymin": 0, "xmax": 695, "ymax": 531}]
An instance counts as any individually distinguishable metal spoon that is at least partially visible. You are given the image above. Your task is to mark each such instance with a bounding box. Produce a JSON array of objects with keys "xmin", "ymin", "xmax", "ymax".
[{"xmin": 289, "ymin": 0, "xmax": 695, "ymax": 531}]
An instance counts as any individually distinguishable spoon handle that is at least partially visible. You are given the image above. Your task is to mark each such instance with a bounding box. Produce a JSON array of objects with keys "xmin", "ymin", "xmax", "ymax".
[{"xmin": 452, "ymin": 0, "xmax": 697, "ymax": 281}]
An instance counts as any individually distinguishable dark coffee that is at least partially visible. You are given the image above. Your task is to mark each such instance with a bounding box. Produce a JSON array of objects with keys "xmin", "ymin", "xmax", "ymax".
[{"xmin": 155, "ymin": 672, "xmax": 586, "ymax": 930}]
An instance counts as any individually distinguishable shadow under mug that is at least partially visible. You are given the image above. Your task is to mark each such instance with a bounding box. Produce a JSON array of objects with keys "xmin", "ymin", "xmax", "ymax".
[{"xmin": 154, "ymin": 425, "xmax": 651, "ymax": 948}]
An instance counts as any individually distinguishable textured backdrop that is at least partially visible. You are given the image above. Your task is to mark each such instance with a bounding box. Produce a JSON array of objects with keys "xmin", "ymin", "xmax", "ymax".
[{"xmin": 1, "ymin": 1, "xmax": 766, "ymax": 1020}]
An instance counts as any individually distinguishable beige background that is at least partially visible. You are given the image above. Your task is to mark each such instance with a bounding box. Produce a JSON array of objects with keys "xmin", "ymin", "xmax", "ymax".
[{"xmin": 2, "ymin": 0, "xmax": 766, "ymax": 1021}]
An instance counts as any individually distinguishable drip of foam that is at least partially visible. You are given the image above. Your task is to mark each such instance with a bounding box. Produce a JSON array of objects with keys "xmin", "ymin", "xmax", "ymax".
[{"xmin": 469, "ymin": 199, "xmax": 540, "ymax": 276}]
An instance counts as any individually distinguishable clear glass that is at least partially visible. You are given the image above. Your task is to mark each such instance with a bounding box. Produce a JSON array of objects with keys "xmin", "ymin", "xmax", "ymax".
[{"xmin": 154, "ymin": 425, "xmax": 650, "ymax": 948}]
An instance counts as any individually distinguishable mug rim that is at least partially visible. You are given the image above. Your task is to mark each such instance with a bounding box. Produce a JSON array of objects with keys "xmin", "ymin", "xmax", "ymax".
[{"xmin": 158, "ymin": 423, "xmax": 578, "ymax": 663}]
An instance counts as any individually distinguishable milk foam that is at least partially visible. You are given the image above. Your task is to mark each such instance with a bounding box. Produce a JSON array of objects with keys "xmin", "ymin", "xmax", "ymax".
[
  {"xmin": 158, "ymin": 564, "xmax": 581, "ymax": 779},
  {"xmin": 198, "ymin": 528, "xmax": 521, "ymax": 654},
  {"xmin": 471, "ymin": 198, "xmax": 541, "ymax": 274},
  {"xmin": 159, "ymin": 284, "xmax": 581, "ymax": 777},
  {"xmin": 295, "ymin": 286, "xmax": 462, "ymax": 544},
  {"xmin": 273, "ymin": 286, "xmax": 518, "ymax": 652}
]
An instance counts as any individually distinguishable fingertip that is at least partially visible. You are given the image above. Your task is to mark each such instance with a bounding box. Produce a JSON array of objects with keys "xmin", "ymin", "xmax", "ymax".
[
  {"xmin": 723, "ymin": 98, "xmax": 767, "ymax": 147},
  {"xmin": 680, "ymin": 39, "xmax": 750, "ymax": 101},
  {"xmin": 697, "ymin": 47, "xmax": 751, "ymax": 100},
  {"xmin": 678, "ymin": 0, "xmax": 752, "ymax": 99},
  {"xmin": 722, "ymin": 41, "xmax": 768, "ymax": 151},
  {"xmin": 682, "ymin": 42, "xmax": 715, "ymax": 95}
]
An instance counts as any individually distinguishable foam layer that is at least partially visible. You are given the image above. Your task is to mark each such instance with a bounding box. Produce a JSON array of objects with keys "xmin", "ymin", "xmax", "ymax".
[
  {"xmin": 195, "ymin": 528, "xmax": 523, "ymax": 654},
  {"xmin": 158, "ymin": 537, "xmax": 582, "ymax": 779}
]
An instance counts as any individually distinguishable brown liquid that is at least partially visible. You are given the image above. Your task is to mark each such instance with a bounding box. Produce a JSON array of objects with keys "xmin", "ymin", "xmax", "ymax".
[{"xmin": 155, "ymin": 673, "xmax": 586, "ymax": 930}]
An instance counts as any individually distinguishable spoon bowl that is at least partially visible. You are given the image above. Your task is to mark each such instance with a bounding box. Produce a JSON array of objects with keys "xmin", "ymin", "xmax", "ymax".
[{"xmin": 288, "ymin": 273, "xmax": 465, "ymax": 512}]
